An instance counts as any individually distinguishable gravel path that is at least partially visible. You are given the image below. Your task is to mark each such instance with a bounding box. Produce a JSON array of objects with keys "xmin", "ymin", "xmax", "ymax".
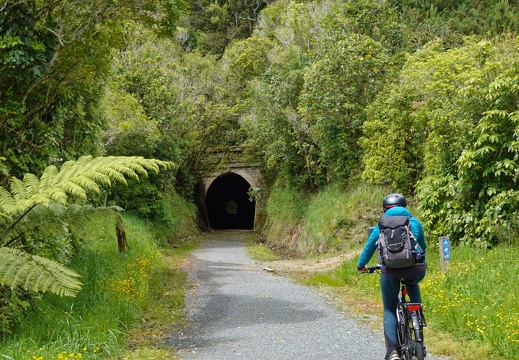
[{"xmin": 166, "ymin": 231, "xmax": 426, "ymax": 360}]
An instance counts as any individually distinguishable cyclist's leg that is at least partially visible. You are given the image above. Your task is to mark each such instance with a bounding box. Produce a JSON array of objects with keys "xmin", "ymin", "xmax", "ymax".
[
  {"xmin": 405, "ymin": 269, "xmax": 426, "ymax": 303},
  {"xmin": 380, "ymin": 273, "xmax": 400, "ymax": 354}
]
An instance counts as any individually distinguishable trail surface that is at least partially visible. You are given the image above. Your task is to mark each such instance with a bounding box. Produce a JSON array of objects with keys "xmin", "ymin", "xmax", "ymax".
[{"xmin": 166, "ymin": 231, "xmax": 430, "ymax": 360}]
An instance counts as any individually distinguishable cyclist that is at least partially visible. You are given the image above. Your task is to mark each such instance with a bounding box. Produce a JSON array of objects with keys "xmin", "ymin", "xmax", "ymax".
[{"xmin": 357, "ymin": 193, "xmax": 427, "ymax": 360}]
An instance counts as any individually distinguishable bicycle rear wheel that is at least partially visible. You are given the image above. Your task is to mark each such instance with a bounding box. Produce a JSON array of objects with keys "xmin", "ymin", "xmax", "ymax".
[
  {"xmin": 408, "ymin": 312, "xmax": 425, "ymax": 360},
  {"xmin": 396, "ymin": 307, "xmax": 411, "ymax": 360},
  {"xmin": 413, "ymin": 341, "xmax": 424, "ymax": 359}
]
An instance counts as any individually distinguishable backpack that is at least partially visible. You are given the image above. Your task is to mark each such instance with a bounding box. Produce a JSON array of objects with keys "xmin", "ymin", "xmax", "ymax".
[{"xmin": 377, "ymin": 215, "xmax": 416, "ymax": 269}]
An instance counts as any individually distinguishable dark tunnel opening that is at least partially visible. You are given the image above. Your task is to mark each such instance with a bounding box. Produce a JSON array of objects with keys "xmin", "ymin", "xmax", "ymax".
[{"xmin": 205, "ymin": 173, "xmax": 255, "ymax": 230}]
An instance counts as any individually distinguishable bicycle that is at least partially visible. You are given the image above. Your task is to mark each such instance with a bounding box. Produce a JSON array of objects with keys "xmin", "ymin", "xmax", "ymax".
[{"xmin": 364, "ymin": 265, "xmax": 427, "ymax": 360}]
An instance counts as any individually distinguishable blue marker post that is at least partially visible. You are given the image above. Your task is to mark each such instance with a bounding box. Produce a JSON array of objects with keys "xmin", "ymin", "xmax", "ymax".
[{"xmin": 439, "ymin": 236, "xmax": 451, "ymax": 272}]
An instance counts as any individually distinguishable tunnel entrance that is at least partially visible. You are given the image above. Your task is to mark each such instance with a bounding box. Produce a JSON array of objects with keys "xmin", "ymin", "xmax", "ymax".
[{"xmin": 205, "ymin": 172, "xmax": 256, "ymax": 230}]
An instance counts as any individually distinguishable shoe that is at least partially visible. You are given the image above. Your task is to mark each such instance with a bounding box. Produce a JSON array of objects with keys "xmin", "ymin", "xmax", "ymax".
[{"xmin": 386, "ymin": 350, "xmax": 400, "ymax": 360}]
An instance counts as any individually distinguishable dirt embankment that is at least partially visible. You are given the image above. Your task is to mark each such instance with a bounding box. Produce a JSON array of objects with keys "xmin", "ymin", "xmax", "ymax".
[{"xmin": 262, "ymin": 250, "xmax": 361, "ymax": 274}]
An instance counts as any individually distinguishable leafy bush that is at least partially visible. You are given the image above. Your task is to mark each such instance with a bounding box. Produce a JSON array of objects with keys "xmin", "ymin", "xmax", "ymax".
[{"xmin": 361, "ymin": 35, "xmax": 519, "ymax": 246}]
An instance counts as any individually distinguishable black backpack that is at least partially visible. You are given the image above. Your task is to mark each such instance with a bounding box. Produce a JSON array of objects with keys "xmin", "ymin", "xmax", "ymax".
[{"xmin": 377, "ymin": 215, "xmax": 416, "ymax": 269}]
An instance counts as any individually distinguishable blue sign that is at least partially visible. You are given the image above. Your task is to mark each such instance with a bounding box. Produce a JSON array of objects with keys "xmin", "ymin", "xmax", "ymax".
[{"xmin": 442, "ymin": 238, "xmax": 451, "ymax": 260}]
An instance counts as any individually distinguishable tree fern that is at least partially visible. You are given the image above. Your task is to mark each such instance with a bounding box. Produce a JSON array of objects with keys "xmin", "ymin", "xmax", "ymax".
[
  {"xmin": 0, "ymin": 156, "xmax": 172, "ymax": 297},
  {"xmin": 0, "ymin": 156, "xmax": 171, "ymax": 218}
]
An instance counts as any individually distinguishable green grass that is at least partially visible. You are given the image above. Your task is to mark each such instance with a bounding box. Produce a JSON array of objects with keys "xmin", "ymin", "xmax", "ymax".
[
  {"xmin": 121, "ymin": 239, "xmax": 199, "ymax": 359},
  {"xmin": 260, "ymin": 181, "xmax": 387, "ymax": 256},
  {"xmin": 301, "ymin": 273, "xmax": 346, "ymax": 288},
  {"xmin": 261, "ymin": 179, "xmax": 311, "ymax": 255},
  {"xmin": 0, "ymin": 213, "xmax": 198, "ymax": 360},
  {"xmin": 246, "ymin": 241, "xmax": 282, "ymax": 262},
  {"xmin": 421, "ymin": 245, "xmax": 519, "ymax": 359},
  {"xmin": 301, "ymin": 182, "xmax": 387, "ymax": 253}
]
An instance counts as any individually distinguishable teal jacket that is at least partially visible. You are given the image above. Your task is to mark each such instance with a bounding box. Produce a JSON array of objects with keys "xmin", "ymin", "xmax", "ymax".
[{"xmin": 357, "ymin": 206, "xmax": 426, "ymax": 268}]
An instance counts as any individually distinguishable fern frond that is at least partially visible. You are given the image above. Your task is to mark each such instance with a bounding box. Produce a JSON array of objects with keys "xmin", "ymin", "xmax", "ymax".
[
  {"xmin": 0, "ymin": 247, "xmax": 82, "ymax": 297},
  {"xmin": 1, "ymin": 156, "xmax": 172, "ymax": 217},
  {"xmin": 9, "ymin": 178, "xmax": 28, "ymax": 201},
  {"xmin": 99, "ymin": 167, "xmax": 128, "ymax": 185},
  {"xmin": 53, "ymin": 159, "xmax": 78, "ymax": 184},
  {"xmin": 39, "ymin": 165, "xmax": 59, "ymax": 191},
  {"xmin": 123, "ymin": 162, "xmax": 148, "ymax": 176},
  {"xmin": 82, "ymin": 171, "xmax": 112, "ymax": 187},
  {"xmin": 44, "ymin": 187, "xmax": 68, "ymax": 204},
  {"xmin": 71, "ymin": 175, "xmax": 101, "ymax": 194},
  {"xmin": 0, "ymin": 186, "xmax": 16, "ymax": 216},
  {"xmin": 23, "ymin": 173, "xmax": 40, "ymax": 198},
  {"xmin": 134, "ymin": 157, "xmax": 167, "ymax": 173},
  {"xmin": 5, "ymin": 198, "xmax": 36, "ymax": 214},
  {"xmin": 111, "ymin": 164, "xmax": 140, "ymax": 181},
  {"xmin": 57, "ymin": 181, "xmax": 87, "ymax": 200}
]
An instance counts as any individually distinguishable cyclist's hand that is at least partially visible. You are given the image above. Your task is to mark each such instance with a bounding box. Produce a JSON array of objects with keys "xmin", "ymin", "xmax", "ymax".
[{"xmin": 357, "ymin": 265, "xmax": 368, "ymax": 273}]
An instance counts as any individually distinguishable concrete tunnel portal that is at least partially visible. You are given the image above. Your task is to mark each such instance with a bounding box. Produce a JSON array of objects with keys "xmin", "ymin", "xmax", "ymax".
[{"xmin": 205, "ymin": 172, "xmax": 256, "ymax": 230}]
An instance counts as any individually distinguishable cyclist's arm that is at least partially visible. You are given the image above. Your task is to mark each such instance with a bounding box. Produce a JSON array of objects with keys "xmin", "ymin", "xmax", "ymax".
[
  {"xmin": 357, "ymin": 225, "xmax": 380, "ymax": 268},
  {"xmin": 411, "ymin": 218, "xmax": 426, "ymax": 255}
]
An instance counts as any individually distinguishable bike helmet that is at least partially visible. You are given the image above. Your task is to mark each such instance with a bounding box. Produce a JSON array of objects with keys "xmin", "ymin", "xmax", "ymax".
[{"xmin": 383, "ymin": 193, "xmax": 407, "ymax": 212}]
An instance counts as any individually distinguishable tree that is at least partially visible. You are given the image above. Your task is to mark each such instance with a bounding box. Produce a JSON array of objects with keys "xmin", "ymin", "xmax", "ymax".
[
  {"xmin": 361, "ymin": 35, "xmax": 519, "ymax": 246},
  {"xmin": 0, "ymin": 156, "xmax": 171, "ymax": 296},
  {"xmin": 241, "ymin": 43, "xmax": 310, "ymax": 188},
  {"xmin": 104, "ymin": 26, "xmax": 235, "ymax": 200},
  {"xmin": 0, "ymin": 0, "xmax": 184, "ymax": 182},
  {"xmin": 181, "ymin": 0, "xmax": 273, "ymax": 55},
  {"xmin": 298, "ymin": 33, "xmax": 391, "ymax": 186},
  {"xmin": 387, "ymin": 0, "xmax": 519, "ymax": 48},
  {"xmin": 240, "ymin": 0, "xmax": 407, "ymax": 189},
  {"xmin": 361, "ymin": 38, "xmax": 489, "ymax": 193}
]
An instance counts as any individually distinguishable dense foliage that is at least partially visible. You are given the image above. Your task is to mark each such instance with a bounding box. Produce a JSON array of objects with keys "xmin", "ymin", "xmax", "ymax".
[
  {"xmin": 0, "ymin": 213, "xmax": 196, "ymax": 359},
  {"xmin": 0, "ymin": 156, "xmax": 171, "ymax": 294},
  {"xmin": 180, "ymin": 0, "xmax": 273, "ymax": 55},
  {"xmin": 2, "ymin": 0, "xmax": 519, "ymax": 248},
  {"xmin": 232, "ymin": 0, "xmax": 519, "ymax": 247},
  {"xmin": 0, "ymin": 0, "xmax": 184, "ymax": 182},
  {"xmin": 363, "ymin": 35, "xmax": 519, "ymax": 246}
]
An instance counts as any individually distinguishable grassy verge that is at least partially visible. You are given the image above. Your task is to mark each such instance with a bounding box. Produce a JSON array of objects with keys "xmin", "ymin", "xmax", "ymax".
[
  {"xmin": 260, "ymin": 181, "xmax": 386, "ymax": 256},
  {"xmin": 0, "ymin": 213, "xmax": 197, "ymax": 360},
  {"xmin": 121, "ymin": 243, "xmax": 198, "ymax": 359}
]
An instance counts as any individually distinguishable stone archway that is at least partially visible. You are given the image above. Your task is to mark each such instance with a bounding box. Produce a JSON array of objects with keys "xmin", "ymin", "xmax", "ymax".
[{"xmin": 197, "ymin": 148, "xmax": 264, "ymax": 230}]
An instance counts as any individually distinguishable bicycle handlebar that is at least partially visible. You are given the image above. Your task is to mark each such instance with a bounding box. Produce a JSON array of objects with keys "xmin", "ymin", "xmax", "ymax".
[{"xmin": 365, "ymin": 264, "xmax": 382, "ymax": 273}]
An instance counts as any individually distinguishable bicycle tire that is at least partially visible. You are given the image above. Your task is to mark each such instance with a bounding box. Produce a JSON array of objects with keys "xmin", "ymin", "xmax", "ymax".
[
  {"xmin": 397, "ymin": 307, "xmax": 412, "ymax": 360},
  {"xmin": 413, "ymin": 341, "xmax": 425, "ymax": 360},
  {"xmin": 409, "ymin": 312, "xmax": 425, "ymax": 360}
]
